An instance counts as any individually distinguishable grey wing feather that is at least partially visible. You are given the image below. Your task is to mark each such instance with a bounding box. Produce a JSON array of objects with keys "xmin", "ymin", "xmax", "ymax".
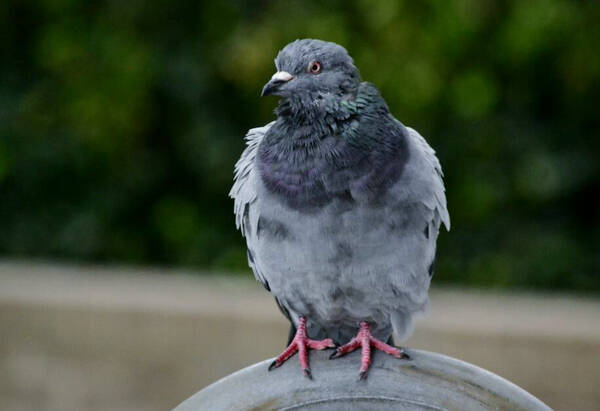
[
  {"xmin": 229, "ymin": 122, "xmax": 274, "ymax": 289},
  {"xmin": 388, "ymin": 126, "xmax": 450, "ymax": 340},
  {"xmin": 405, "ymin": 126, "xmax": 450, "ymax": 231}
]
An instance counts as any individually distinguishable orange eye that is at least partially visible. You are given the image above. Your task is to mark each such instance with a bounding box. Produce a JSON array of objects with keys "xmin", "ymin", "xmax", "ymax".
[{"xmin": 309, "ymin": 61, "xmax": 322, "ymax": 74}]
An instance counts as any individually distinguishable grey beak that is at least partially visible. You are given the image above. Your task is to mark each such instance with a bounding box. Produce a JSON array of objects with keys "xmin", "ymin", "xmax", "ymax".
[{"xmin": 261, "ymin": 71, "xmax": 293, "ymax": 97}]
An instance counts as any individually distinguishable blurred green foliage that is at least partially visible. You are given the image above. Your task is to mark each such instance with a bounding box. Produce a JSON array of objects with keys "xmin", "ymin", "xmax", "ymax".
[{"xmin": 1, "ymin": 1, "xmax": 599, "ymax": 291}]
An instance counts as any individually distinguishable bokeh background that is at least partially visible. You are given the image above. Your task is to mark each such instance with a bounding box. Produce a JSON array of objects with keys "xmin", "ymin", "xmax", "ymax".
[
  {"xmin": 2, "ymin": 0, "xmax": 599, "ymax": 291},
  {"xmin": 1, "ymin": 1, "xmax": 599, "ymax": 410}
]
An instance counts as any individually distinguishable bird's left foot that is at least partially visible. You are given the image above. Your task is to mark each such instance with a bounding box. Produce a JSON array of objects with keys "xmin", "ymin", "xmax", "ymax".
[{"xmin": 330, "ymin": 321, "xmax": 409, "ymax": 379}]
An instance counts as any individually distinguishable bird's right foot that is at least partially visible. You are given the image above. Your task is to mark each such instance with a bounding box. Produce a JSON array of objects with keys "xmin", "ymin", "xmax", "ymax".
[{"xmin": 268, "ymin": 316, "xmax": 335, "ymax": 379}]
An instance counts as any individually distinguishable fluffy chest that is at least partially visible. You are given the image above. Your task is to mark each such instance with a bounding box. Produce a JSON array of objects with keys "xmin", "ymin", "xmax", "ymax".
[
  {"xmin": 253, "ymin": 179, "xmax": 423, "ymax": 281},
  {"xmin": 252, "ymin": 183, "xmax": 429, "ymax": 333}
]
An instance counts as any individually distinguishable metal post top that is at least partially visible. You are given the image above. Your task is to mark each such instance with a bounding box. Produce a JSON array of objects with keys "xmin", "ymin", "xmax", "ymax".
[{"xmin": 174, "ymin": 349, "xmax": 551, "ymax": 411}]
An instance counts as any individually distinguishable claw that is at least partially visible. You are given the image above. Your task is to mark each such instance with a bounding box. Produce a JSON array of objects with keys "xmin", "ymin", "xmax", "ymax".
[
  {"xmin": 303, "ymin": 368, "xmax": 313, "ymax": 379},
  {"xmin": 268, "ymin": 360, "xmax": 279, "ymax": 371},
  {"xmin": 358, "ymin": 370, "xmax": 368, "ymax": 380},
  {"xmin": 329, "ymin": 350, "xmax": 342, "ymax": 360}
]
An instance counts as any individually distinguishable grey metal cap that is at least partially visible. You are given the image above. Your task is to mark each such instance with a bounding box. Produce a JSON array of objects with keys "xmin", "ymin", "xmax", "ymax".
[{"xmin": 174, "ymin": 349, "xmax": 551, "ymax": 410}]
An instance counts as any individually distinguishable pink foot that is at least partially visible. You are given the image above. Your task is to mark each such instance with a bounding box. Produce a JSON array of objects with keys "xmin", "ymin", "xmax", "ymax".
[
  {"xmin": 330, "ymin": 321, "xmax": 409, "ymax": 379},
  {"xmin": 268, "ymin": 316, "xmax": 336, "ymax": 379}
]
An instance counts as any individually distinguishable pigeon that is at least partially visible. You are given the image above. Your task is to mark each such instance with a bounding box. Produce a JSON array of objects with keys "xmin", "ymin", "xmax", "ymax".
[{"xmin": 230, "ymin": 39, "xmax": 449, "ymax": 379}]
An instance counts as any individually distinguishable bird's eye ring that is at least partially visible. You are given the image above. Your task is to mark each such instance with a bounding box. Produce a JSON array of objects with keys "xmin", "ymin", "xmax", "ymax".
[{"xmin": 309, "ymin": 61, "xmax": 322, "ymax": 74}]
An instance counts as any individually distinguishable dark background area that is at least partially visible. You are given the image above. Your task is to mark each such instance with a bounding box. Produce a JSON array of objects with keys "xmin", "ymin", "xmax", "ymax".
[{"xmin": 1, "ymin": 0, "xmax": 598, "ymax": 291}]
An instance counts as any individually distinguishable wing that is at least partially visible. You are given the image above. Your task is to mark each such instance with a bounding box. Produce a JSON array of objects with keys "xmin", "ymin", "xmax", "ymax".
[
  {"xmin": 405, "ymin": 126, "xmax": 450, "ymax": 233},
  {"xmin": 229, "ymin": 122, "xmax": 274, "ymax": 290},
  {"xmin": 388, "ymin": 125, "xmax": 450, "ymax": 340}
]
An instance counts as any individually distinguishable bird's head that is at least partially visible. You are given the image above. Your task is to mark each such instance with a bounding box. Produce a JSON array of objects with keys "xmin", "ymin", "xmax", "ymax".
[{"xmin": 261, "ymin": 39, "xmax": 360, "ymax": 101}]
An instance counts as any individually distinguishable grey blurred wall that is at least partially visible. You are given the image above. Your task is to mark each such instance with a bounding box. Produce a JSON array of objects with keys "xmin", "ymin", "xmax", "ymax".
[{"xmin": 1, "ymin": 263, "xmax": 599, "ymax": 410}]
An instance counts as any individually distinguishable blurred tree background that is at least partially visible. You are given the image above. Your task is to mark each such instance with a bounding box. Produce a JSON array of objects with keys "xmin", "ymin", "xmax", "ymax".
[{"xmin": 0, "ymin": 0, "xmax": 598, "ymax": 291}]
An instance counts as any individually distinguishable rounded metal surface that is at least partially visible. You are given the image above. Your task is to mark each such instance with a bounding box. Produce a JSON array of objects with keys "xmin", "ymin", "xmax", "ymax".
[{"xmin": 174, "ymin": 349, "xmax": 551, "ymax": 411}]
